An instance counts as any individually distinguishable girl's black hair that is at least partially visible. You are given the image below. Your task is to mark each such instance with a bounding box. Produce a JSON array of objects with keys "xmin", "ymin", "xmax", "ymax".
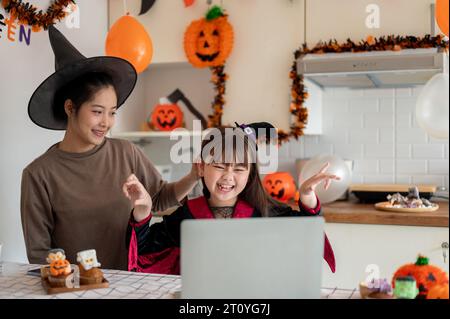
[{"xmin": 53, "ymin": 72, "xmax": 116, "ymax": 124}]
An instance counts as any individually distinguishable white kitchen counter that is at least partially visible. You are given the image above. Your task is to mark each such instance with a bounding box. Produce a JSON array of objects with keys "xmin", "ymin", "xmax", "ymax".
[{"xmin": 0, "ymin": 263, "xmax": 359, "ymax": 299}]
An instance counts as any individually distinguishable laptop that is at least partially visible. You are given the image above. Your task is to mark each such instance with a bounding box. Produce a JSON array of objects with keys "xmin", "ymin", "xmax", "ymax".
[{"xmin": 181, "ymin": 217, "xmax": 325, "ymax": 299}]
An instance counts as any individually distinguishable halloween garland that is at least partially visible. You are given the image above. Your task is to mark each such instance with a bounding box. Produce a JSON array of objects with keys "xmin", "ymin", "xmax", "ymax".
[
  {"xmin": 208, "ymin": 65, "xmax": 228, "ymax": 127},
  {"xmin": 1, "ymin": 0, "xmax": 75, "ymax": 32},
  {"xmin": 279, "ymin": 34, "xmax": 450, "ymax": 145}
]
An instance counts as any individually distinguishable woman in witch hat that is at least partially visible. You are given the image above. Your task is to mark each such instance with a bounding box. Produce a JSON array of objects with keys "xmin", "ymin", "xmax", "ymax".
[{"xmin": 21, "ymin": 26, "xmax": 199, "ymax": 270}]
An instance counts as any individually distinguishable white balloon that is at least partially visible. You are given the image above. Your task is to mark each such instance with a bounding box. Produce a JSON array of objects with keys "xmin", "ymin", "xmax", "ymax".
[
  {"xmin": 299, "ymin": 155, "xmax": 352, "ymax": 204},
  {"xmin": 416, "ymin": 73, "xmax": 449, "ymax": 140}
]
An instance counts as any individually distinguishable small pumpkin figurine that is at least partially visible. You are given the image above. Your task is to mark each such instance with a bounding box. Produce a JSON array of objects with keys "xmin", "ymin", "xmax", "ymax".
[
  {"xmin": 263, "ymin": 172, "xmax": 297, "ymax": 203},
  {"xmin": 48, "ymin": 257, "xmax": 72, "ymax": 288},
  {"xmin": 42, "ymin": 248, "xmax": 70, "ymax": 279},
  {"xmin": 50, "ymin": 259, "xmax": 72, "ymax": 277},
  {"xmin": 184, "ymin": 5, "xmax": 234, "ymax": 68},
  {"xmin": 427, "ymin": 283, "xmax": 449, "ymax": 299},
  {"xmin": 392, "ymin": 255, "xmax": 449, "ymax": 299},
  {"xmin": 150, "ymin": 101, "xmax": 184, "ymax": 132}
]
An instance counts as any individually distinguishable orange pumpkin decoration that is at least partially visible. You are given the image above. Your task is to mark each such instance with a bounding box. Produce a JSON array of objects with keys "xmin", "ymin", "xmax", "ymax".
[
  {"xmin": 263, "ymin": 172, "xmax": 297, "ymax": 203},
  {"xmin": 50, "ymin": 259, "xmax": 71, "ymax": 277},
  {"xmin": 184, "ymin": 6, "xmax": 234, "ymax": 68},
  {"xmin": 150, "ymin": 103, "xmax": 184, "ymax": 132},
  {"xmin": 427, "ymin": 284, "xmax": 449, "ymax": 299},
  {"xmin": 392, "ymin": 255, "xmax": 449, "ymax": 299}
]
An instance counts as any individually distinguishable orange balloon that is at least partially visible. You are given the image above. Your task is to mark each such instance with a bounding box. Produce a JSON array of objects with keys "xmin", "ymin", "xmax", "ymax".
[
  {"xmin": 105, "ymin": 15, "xmax": 153, "ymax": 74},
  {"xmin": 436, "ymin": 0, "xmax": 449, "ymax": 37}
]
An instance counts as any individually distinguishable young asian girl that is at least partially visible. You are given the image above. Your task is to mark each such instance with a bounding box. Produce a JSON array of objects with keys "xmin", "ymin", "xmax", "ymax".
[{"xmin": 124, "ymin": 126, "xmax": 338, "ymax": 275}]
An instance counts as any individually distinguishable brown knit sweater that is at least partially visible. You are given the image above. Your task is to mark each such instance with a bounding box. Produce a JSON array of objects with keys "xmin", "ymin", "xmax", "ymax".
[{"xmin": 21, "ymin": 138, "xmax": 180, "ymax": 270}]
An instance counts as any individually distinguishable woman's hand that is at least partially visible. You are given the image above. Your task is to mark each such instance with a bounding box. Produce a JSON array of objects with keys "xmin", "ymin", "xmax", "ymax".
[
  {"xmin": 122, "ymin": 174, "xmax": 152, "ymax": 223},
  {"xmin": 298, "ymin": 162, "xmax": 341, "ymax": 209},
  {"xmin": 173, "ymin": 158, "xmax": 201, "ymax": 203},
  {"xmin": 189, "ymin": 157, "xmax": 201, "ymax": 182}
]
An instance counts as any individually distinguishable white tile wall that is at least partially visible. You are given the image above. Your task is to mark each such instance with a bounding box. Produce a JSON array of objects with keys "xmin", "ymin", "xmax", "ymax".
[{"xmin": 278, "ymin": 87, "xmax": 449, "ymax": 189}]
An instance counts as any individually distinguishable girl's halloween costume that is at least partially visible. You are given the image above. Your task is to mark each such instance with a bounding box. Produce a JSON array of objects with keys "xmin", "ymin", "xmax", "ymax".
[{"xmin": 127, "ymin": 196, "xmax": 336, "ymax": 275}]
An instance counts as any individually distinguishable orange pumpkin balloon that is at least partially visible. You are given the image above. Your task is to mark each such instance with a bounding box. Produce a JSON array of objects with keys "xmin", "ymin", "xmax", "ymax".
[
  {"xmin": 263, "ymin": 172, "xmax": 297, "ymax": 203},
  {"xmin": 105, "ymin": 15, "xmax": 153, "ymax": 74},
  {"xmin": 150, "ymin": 104, "xmax": 184, "ymax": 132},
  {"xmin": 436, "ymin": 0, "xmax": 449, "ymax": 37},
  {"xmin": 184, "ymin": 7, "xmax": 234, "ymax": 68}
]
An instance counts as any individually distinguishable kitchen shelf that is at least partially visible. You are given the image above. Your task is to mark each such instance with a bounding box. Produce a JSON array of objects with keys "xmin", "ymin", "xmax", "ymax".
[
  {"xmin": 111, "ymin": 130, "xmax": 208, "ymax": 148},
  {"xmin": 111, "ymin": 130, "xmax": 206, "ymax": 139}
]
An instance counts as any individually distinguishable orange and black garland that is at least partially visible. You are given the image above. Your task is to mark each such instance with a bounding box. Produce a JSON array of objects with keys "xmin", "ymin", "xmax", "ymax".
[
  {"xmin": 278, "ymin": 34, "xmax": 450, "ymax": 145},
  {"xmin": 208, "ymin": 65, "xmax": 228, "ymax": 128},
  {"xmin": 277, "ymin": 54, "xmax": 308, "ymax": 145},
  {"xmin": 1, "ymin": 0, "xmax": 75, "ymax": 32}
]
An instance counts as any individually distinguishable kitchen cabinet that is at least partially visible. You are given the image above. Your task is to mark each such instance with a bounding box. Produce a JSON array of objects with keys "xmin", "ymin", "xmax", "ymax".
[
  {"xmin": 295, "ymin": 200, "xmax": 450, "ymax": 289},
  {"xmin": 306, "ymin": 0, "xmax": 435, "ymax": 46},
  {"xmin": 322, "ymin": 223, "xmax": 449, "ymax": 289},
  {"xmin": 109, "ymin": 0, "xmax": 323, "ymax": 137}
]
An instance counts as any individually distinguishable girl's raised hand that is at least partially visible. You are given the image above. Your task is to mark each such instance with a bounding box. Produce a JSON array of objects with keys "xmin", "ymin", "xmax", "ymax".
[
  {"xmin": 122, "ymin": 174, "xmax": 153, "ymax": 222},
  {"xmin": 299, "ymin": 162, "xmax": 341, "ymax": 195},
  {"xmin": 298, "ymin": 163, "xmax": 341, "ymax": 209}
]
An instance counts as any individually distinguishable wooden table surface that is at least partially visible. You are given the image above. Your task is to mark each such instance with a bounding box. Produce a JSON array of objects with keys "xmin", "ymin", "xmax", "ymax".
[{"xmin": 290, "ymin": 200, "xmax": 449, "ymax": 228}]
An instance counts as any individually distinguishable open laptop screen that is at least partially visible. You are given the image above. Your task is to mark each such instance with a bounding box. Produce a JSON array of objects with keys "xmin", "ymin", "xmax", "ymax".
[{"xmin": 181, "ymin": 217, "xmax": 325, "ymax": 299}]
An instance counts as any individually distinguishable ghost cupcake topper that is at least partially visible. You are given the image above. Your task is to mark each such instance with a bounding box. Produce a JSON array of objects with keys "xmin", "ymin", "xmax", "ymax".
[{"xmin": 77, "ymin": 249, "xmax": 101, "ymax": 271}]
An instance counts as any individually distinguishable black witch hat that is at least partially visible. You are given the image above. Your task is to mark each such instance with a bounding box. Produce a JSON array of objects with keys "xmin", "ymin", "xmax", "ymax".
[
  {"xmin": 28, "ymin": 25, "xmax": 137, "ymax": 130},
  {"xmin": 235, "ymin": 122, "xmax": 276, "ymax": 143}
]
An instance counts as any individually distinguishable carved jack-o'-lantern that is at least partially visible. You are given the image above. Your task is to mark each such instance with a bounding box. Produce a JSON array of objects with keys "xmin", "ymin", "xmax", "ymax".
[
  {"xmin": 150, "ymin": 104, "xmax": 184, "ymax": 132},
  {"xmin": 263, "ymin": 172, "xmax": 297, "ymax": 203},
  {"xmin": 50, "ymin": 259, "xmax": 71, "ymax": 277},
  {"xmin": 184, "ymin": 6, "xmax": 234, "ymax": 68},
  {"xmin": 392, "ymin": 255, "xmax": 449, "ymax": 299}
]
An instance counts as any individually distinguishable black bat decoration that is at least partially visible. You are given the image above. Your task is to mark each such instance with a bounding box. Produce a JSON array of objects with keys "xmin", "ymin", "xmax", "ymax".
[
  {"xmin": 0, "ymin": 13, "xmax": 6, "ymax": 32},
  {"xmin": 139, "ymin": 0, "xmax": 157, "ymax": 16}
]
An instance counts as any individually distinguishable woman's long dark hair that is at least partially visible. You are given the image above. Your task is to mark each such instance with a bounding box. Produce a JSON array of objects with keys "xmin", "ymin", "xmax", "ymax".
[{"xmin": 201, "ymin": 127, "xmax": 286, "ymax": 217}]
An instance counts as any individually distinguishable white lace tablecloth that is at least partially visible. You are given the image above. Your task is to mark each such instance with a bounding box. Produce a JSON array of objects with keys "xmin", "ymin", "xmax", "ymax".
[{"xmin": 0, "ymin": 263, "xmax": 359, "ymax": 299}]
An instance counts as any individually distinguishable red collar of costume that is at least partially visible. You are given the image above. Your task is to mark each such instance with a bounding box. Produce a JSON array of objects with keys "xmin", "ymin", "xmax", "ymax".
[{"xmin": 187, "ymin": 196, "xmax": 255, "ymax": 219}]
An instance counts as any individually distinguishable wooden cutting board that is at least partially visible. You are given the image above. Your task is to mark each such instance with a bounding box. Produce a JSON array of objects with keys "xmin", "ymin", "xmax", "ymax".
[
  {"xmin": 42, "ymin": 277, "xmax": 109, "ymax": 295},
  {"xmin": 350, "ymin": 184, "xmax": 437, "ymax": 193}
]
